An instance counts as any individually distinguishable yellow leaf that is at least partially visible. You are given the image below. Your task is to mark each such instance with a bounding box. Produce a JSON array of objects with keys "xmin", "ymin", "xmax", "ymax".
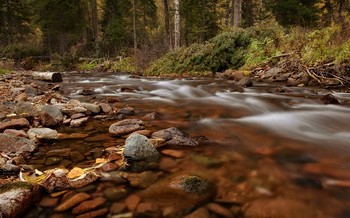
[
  {"xmin": 96, "ymin": 158, "xmax": 108, "ymax": 164},
  {"xmin": 67, "ymin": 167, "xmax": 84, "ymax": 179}
]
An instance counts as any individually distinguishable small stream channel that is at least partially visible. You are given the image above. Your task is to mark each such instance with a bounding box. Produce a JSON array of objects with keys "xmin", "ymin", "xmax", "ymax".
[{"xmin": 27, "ymin": 72, "xmax": 350, "ymax": 217}]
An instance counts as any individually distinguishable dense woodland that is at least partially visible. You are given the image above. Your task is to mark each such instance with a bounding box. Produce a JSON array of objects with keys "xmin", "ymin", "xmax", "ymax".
[{"xmin": 0, "ymin": 0, "xmax": 350, "ymax": 74}]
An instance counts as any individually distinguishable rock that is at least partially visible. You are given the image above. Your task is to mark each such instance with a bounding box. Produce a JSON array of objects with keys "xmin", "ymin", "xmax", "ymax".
[
  {"xmin": 47, "ymin": 148, "xmax": 71, "ymax": 157},
  {"xmin": 220, "ymin": 70, "xmax": 245, "ymax": 81},
  {"xmin": 72, "ymin": 197, "xmax": 106, "ymax": 215},
  {"xmin": 135, "ymin": 202, "xmax": 161, "ymax": 218},
  {"xmin": 104, "ymin": 187, "xmax": 129, "ymax": 201},
  {"xmin": 54, "ymin": 193, "xmax": 91, "ymax": 212},
  {"xmin": 68, "ymin": 171, "xmax": 99, "ymax": 189},
  {"xmin": 151, "ymin": 127, "xmax": 198, "ymax": 146},
  {"xmin": 24, "ymin": 85, "xmax": 38, "ymax": 97},
  {"xmin": 100, "ymin": 171, "xmax": 128, "ymax": 184},
  {"xmin": 321, "ymin": 94, "xmax": 340, "ymax": 104},
  {"xmin": 0, "ymin": 133, "xmax": 36, "ymax": 154},
  {"xmin": 117, "ymin": 107, "xmax": 135, "ymax": 116},
  {"xmin": 67, "ymin": 99, "xmax": 81, "ymax": 107},
  {"xmin": 101, "ymin": 163, "xmax": 118, "ymax": 172},
  {"xmin": 41, "ymin": 169, "xmax": 70, "ymax": 193},
  {"xmin": 0, "ymin": 182, "xmax": 42, "ymax": 218},
  {"xmin": 70, "ymin": 117, "xmax": 89, "ymax": 127},
  {"xmin": 0, "ymin": 118, "xmax": 30, "ymax": 132},
  {"xmin": 124, "ymin": 133, "xmax": 160, "ymax": 164},
  {"xmin": 287, "ymin": 77, "xmax": 299, "ymax": 86},
  {"xmin": 125, "ymin": 194, "xmax": 141, "ymax": 211},
  {"xmin": 237, "ymin": 77, "xmax": 253, "ymax": 87},
  {"xmin": 46, "ymin": 157, "xmax": 62, "ymax": 166},
  {"xmin": 184, "ymin": 207, "xmax": 211, "ymax": 218},
  {"xmin": 303, "ymin": 163, "xmax": 350, "ymax": 180},
  {"xmin": 71, "ymin": 113, "xmax": 86, "ymax": 119},
  {"xmin": 99, "ymin": 103, "xmax": 113, "ymax": 114},
  {"xmin": 110, "ymin": 202, "xmax": 126, "ymax": 214},
  {"xmin": 3, "ymin": 129, "xmax": 28, "ymax": 138},
  {"xmin": 123, "ymin": 171, "xmax": 162, "ymax": 189},
  {"xmin": 243, "ymin": 198, "xmax": 324, "ymax": 218},
  {"xmin": 14, "ymin": 102, "xmax": 41, "ymax": 117},
  {"xmin": 62, "ymin": 107, "xmax": 88, "ymax": 116},
  {"xmin": 2, "ymin": 163, "xmax": 20, "ymax": 173},
  {"xmin": 263, "ymin": 67, "xmax": 284, "ymax": 80},
  {"xmin": 206, "ymin": 203, "xmax": 234, "ymax": 218},
  {"xmin": 15, "ymin": 92, "xmax": 27, "ymax": 102},
  {"xmin": 39, "ymin": 196, "xmax": 59, "ymax": 207},
  {"xmin": 138, "ymin": 174, "xmax": 215, "ymax": 216},
  {"xmin": 27, "ymin": 128, "xmax": 58, "ymax": 141},
  {"xmin": 76, "ymin": 208, "xmax": 108, "ymax": 218},
  {"xmin": 80, "ymin": 89, "xmax": 95, "ymax": 96},
  {"xmin": 70, "ymin": 151, "xmax": 85, "ymax": 162},
  {"xmin": 109, "ymin": 119, "xmax": 145, "ymax": 136},
  {"xmin": 39, "ymin": 105, "xmax": 63, "ymax": 127},
  {"xmin": 142, "ymin": 112, "xmax": 162, "ymax": 120},
  {"xmin": 81, "ymin": 103, "xmax": 101, "ymax": 114}
]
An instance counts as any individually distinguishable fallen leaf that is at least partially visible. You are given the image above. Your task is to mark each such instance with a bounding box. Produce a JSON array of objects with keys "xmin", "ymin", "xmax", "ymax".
[{"xmin": 67, "ymin": 167, "xmax": 84, "ymax": 179}]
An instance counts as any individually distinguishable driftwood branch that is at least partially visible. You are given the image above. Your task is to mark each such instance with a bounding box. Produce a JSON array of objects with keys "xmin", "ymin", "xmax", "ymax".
[{"xmin": 32, "ymin": 72, "xmax": 62, "ymax": 82}]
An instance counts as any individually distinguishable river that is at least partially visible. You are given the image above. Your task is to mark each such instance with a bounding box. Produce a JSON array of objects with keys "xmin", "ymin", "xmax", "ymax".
[{"xmin": 27, "ymin": 72, "xmax": 350, "ymax": 217}]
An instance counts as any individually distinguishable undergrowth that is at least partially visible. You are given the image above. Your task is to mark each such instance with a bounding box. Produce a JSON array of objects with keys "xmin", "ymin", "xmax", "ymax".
[{"xmin": 145, "ymin": 20, "xmax": 350, "ymax": 76}]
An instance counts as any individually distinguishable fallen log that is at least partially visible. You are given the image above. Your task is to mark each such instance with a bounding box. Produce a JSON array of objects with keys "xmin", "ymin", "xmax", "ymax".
[{"xmin": 32, "ymin": 72, "xmax": 62, "ymax": 82}]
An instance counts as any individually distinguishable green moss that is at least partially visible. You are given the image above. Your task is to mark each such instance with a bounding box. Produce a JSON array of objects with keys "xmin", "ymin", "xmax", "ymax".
[
  {"xmin": 0, "ymin": 182, "xmax": 33, "ymax": 194},
  {"xmin": 77, "ymin": 62, "xmax": 97, "ymax": 71},
  {"xmin": 0, "ymin": 67, "xmax": 10, "ymax": 75}
]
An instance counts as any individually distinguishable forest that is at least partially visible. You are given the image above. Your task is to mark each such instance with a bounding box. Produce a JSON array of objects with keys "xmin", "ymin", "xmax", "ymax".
[{"xmin": 0, "ymin": 0, "xmax": 350, "ymax": 76}]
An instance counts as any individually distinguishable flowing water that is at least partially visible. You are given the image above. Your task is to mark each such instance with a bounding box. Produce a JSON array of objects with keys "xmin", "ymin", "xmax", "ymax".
[{"xmin": 28, "ymin": 73, "xmax": 350, "ymax": 217}]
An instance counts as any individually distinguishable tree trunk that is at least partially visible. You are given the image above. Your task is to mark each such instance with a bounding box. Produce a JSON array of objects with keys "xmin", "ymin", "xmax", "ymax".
[
  {"xmin": 245, "ymin": 0, "xmax": 253, "ymax": 27},
  {"xmin": 132, "ymin": 0, "xmax": 137, "ymax": 51},
  {"xmin": 32, "ymin": 72, "xmax": 63, "ymax": 82},
  {"xmin": 174, "ymin": 0, "xmax": 180, "ymax": 49},
  {"xmin": 91, "ymin": 0, "xmax": 100, "ymax": 53},
  {"xmin": 163, "ymin": 0, "xmax": 172, "ymax": 49},
  {"xmin": 225, "ymin": 0, "xmax": 230, "ymax": 27},
  {"xmin": 233, "ymin": 0, "xmax": 242, "ymax": 27}
]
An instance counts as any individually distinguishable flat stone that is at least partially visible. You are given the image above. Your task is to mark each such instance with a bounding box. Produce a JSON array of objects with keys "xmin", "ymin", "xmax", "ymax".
[
  {"xmin": 184, "ymin": 207, "xmax": 211, "ymax": 218},
  {"xmin": 117, "ymin": 107, "xmax": 135, "ymax": 116},
  {"xmin": 70, "ymin": 117, "xmax": 89, "ymax": 127},
  {"xmin": 62, "ymin": 107, "xmax": 88, "ymax": 116},
  {"xmin": 81, "ymin": 103, "xmax": 101, "ymax": 114},
  {"xmin": 14, "ymin": 102, "xmax": 41, "ymax": 117},
  {"xmin": 123, "ymin": 171, "xmax": 162, "ymax": 189},
  {"xmin": 0, "ymin": 133, "xmax": 36, "ymax": 154},
  {"xmin": 72, "ymin": 197, "xmax": 106, "ymax": 215},
  {"xmin": 161, "ymin": 149, "xmax": 185, "ymax": 158},
  {"xmin": 110, "ymin": 202, "xmax": 126, "ymax": 214},
  {"xmin": 71, "ymin": 113, "xmax": 86, "ymax": 119},
  {"xmin": 109, "ymin": 119, "xmax": 145, "ymax": 136},
  {"xmin": 135, "ymin": 202, "xmax": 161, "ymax": 217},
  {"xmin": 3, "ymin": 129, "xmax": 28, "ymax": 138},
  {"xmin": 47, "ymin": 148, "xmax": 71, "ymax": 157},
  {"xmin": 27, "ymin": 128, "xmax": 58, "ymax": 141},
  {"xmin": 70, "ymin": 151, "xmax": 85, "ymax": 162},
  {"xmin": 76, "ymin": 208, "xmax": 108, "ymax": 218},
  {"xmin": 125, "ymin": 194, "xmax": 141, "ymax": 211},
  {"xmin": 54, "ymin": 193, "xmax": 91, "ymax": 212},
  {"xmin": 151, "ymin": 127, "xmax": 198, "ymax": 146},
  {"xmin": 104, "ymin": 187, "xmax": 128, "ymax": 201},
  {"xmin": 68, "ymin": 171, "xmax": 99, "ymax": 189},
  {"xmin": 99, "ymin": 103, "xmax": 113, "ymax": 114},
  {"xmin": 206, "ymin": 203, "xmax": 234, "ymax": 218},
  {"xmin": 39, "ymin": 196, "xmax": 59, "ymax": 207},
  {"xmin": 0, "ymin": 118, "xmax": 30, "ymax": 132}
]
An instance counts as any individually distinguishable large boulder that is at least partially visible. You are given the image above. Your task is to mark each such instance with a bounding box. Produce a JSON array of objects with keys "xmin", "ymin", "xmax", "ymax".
[
  {"xmin": 151, "ymin": 127, "xmax": 198, "ymax": 146},
  {"xmin": 109, "ymin": 119, "xmax": 145, "ymax": 136},
  {"xmin": 39, "ymin": 105, "xmax": 63, "ymax": 127},
  {"xmin": 0, "ymin": 118, "xmax": 30, "ymax": 132},
  {"xmin": 27, "ymin": 128, "xmax": 59, "ymax": 141},
  {"xmin": 81, "ymin": 103, "xmax": 101, "ymax": 114},
  {"xmin": 0, "ymin": 133, "xmax": 36, "ymax": 154},
  {"xmin": 0, "ymin": 182, "xmax": 42, "ymax": 218},
  {"xmin": 124, "ymin": 133, "xmax": 160, "ymax": 163}
]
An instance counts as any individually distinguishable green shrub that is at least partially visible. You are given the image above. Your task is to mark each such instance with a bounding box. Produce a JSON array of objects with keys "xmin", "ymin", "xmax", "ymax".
[
  {"xmin": 111, "ymin": 57, "xmax": 136, "ymax": 73},
  {"xmin": 1, "ymin": 43, "xmax": 42, "ymax": 60}
]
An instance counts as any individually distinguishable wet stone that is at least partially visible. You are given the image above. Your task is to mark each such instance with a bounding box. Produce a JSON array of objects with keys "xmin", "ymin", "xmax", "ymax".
[
  {"xmin": 125, "ymin": 194, "xmax": 141, "ymax": 211},
  {"xmin": 75, "ymin": 208, "xmax": 108, "ymax": 218},
  {"xmin": 237, "ymin": 77, "xmax": 253, "ymax": 87},
  {"xmin": 99, "ymin": 103, "xmax": 113, "ymax": 114},
  {"xmin": 135, "ymin": 202, "xmax": 161, "ymax": 218},
  {"xmin": 161, "ymin": 149, "xmax": 185, "ymax": 158},
  {"xmin": 151, "ymin": 127, "xmax": 198, "ymax": 147},
  {"xmin": 104, "ymin": 187, "xmax": 129, "ymax": 201},
  {"xmin": 109, "ymin": 119, "xmax": 145, "ymax": 136},
  {"xmin": 184, "ymin": 207, "xmax": 211, "ymax": 218},
  {"xmin": 3, "ymin": 129, "xmax": 28, "ymax": 138},
  {"xmin": 123, "ymin": 171, "xmax": 162, "ymax": 189},
  {"xmin": 110, "ymin": 202, "xmax": 126, "ymax": 214},
  {"xmin": 54, "ymin": 193, "xmax": 91, "ymax": 212},
  {"xmin": 81, "ymin": 103, "xmax": 101, "ymax": 114},
  {"xmin": 72, "ymin": 197, "xmax": 106, "ymax": 215},
  {"xmin": 0, "ymin": 118, "xmax": 30, "ymax": 132},
  {"xmin": 71, "ymin": 113, "xmax": 86, "ymax": 119},
  {"xmin": 0, "ymin": 133, "xmax": 36, "ymax": 155},
  {"xmin": 27, "ymin": 127, "xmax": 59, "ymax": 141},
  {"xmin": 70, "ymin": 151, "xmax": 85, "ymax": 162},
  {"xmin": 39, "ymin": 196, "xmax": 59, "ymax": 207},
  {"xmin": 68, "ymin": 171, "xmax": 99, "ymax": 189},
  {"xmin": 47, "ymin": 148, "xmax": 71, "ymax": 157},
  {"xmin": 124, "ymin": 133, "xmax": 160, "ymax": 163},
  {"xmin": 39, "ymin": 105, "xmax": 63, "ymax": 127},
  {"xmin": 45, "ymin": 157, "xmax": 62, "ymax": 166},
  {"xmin": 70, "ymin": 117, "xmax": 89, "ymax": 127},
  {"xmin": 117, "ymin": 107, "xmax": 135, "ymax": 116},
  {"xmin": 206, "ymin": 203, "xmax": 234, "ymax": 218}
]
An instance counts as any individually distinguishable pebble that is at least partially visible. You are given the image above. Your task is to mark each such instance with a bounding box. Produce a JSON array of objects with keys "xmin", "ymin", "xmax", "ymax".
[
  {"xmin": 206, "ymin": 203, "xmax": 234, "ymax": 218},
  {"xmin": 72, "ymin": 197, "xmax": 106, "ymax": 215},
  {"xmin": 135, "ymin": 202, "xmax": 161, "ymax": 217},
  {"xmin": 184, "ymin": 207, "xmax": 211, "ymax": 218},
  {"xmin": 161, "ymin": 149, "xmax": 185, "ymax": 158},
  {"xmin": 125, "ymin": 194, "xmax": 141, "ymax": 211},
  {"xmin": 104, "ymin": 187, "xmax": 129, "ymax": 201},
  {"xmin": 110, "ymin": 202, "xmax": 126, "ymax": 214},
  {"xmin": 75, "ymin": 208, "xmax": 108, "ymax": 218},
  {"xmin": 54, "ymin": 193, "xmax": 91, "ymax": 212},
  {"xmin": 39, "ymin": 196, "xmax": 59, "ymax": 207}
]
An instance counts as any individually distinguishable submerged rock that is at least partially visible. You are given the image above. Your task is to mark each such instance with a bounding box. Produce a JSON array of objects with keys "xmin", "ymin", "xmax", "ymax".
[
  {"xmin": 0, "ymin": 182, "xmax": 42, "ymax": 218},
  {"xmin": 27, "ymin": 128, "xmax": 59, "ymax": 141},
  {"xmin": 109, "ymin": 119, "xmax": 145, "ymax": 136},
  {"xmin": 237, "ymin": 77, "xmax": 253, "ymax": 87},
  {"xmin": 0, "ymin": 133, "xmax": 36, "ymax": 154},
  {"xmin": 55, "ymin": 192, "xmax": 91, "ymax": 212},
  {"xmin": 124, "ymin": 133, "xmax": 160, "ymax": 163},
  {"xmin": 151, "ymin": 127, "xmax": 198, "ymax": 147}
]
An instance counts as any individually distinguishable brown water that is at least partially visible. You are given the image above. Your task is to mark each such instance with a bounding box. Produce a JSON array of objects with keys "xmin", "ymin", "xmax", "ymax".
[{"xmin": 27, "ymin": 73, "xmax": 350, "ymax": 217}]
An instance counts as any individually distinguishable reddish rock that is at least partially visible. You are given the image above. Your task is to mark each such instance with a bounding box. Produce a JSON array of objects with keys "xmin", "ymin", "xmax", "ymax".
[
  {"xmin": 109, "ymin": 119, "xmax": 145, "ymax": 136},
  {"xmin": 39, "ymin": 196, "xmax": 59, "ymax": 207},
  {"xmin": 110, "ymin": 203, "xmax": 126, "ymax": 214},
  {"xmin": 303, "ymin": 163, "xmax": 350, "ymax": 180},
  {"xmin": 72, "ymin": 197, "xmax": 106, "ymax": 215},
  {"xmin": 206, "ymin": 203, "xmax": 234, "ymax": 218},
  {"xmin": 54, "ymin": 193, "xmax": 91, "ymax": 212},
  {"xmin": 75, "ymin": 208, "xmax": 108, "ymax": 218},
  {"xmin": 151, "ymin": 127, "xmax": 198, "ymax": 147},
  {"xmin": 0, "ymin": 118, "xmax": 30, "ymax": 132},
  {"xmin": 159, "ymin": 157, "xmax": 178, "ymax": 171},
  {"xmin": 68, "ymin": 172, "xmax": 99, "ymax": 189},
  {"xmin": 125, "ymin": 194, "xmax": 141, "ymax": 211},
  {"xmin": 184, "ymin": 207, "xmax": 211, "ymax": 218},
  {"xmin": 161, "ymin": 149, "xmax": 185, "ymax": 158},
  {"xmin": 101, "ymin": 163, "xmax": 118, "ymax": 172},
  {"xmin": 46, "ymin": 148, "xmax": 71, "ymax": 157},
  {"xmin": 135, "ymin": 202, "xmax": 161, "ymax": 218},
  {"xmin": 99, "ymin": 103, "xmax": 113, "ymax": 114},
  {"xmin": 3, "ymin": 129, "xmax": 28, "ymax": 138},
  {"xmin": 0, "ymin": 133, "xmax": 36, "ymax": 155}
]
